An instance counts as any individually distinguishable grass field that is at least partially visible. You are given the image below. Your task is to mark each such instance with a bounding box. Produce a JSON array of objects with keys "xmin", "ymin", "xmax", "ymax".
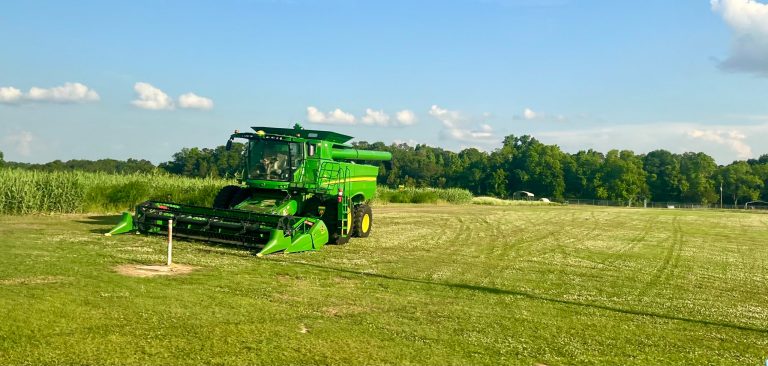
[{"xmin": 1, "ymin": 205, "xmax": 767, "ymax": 365}]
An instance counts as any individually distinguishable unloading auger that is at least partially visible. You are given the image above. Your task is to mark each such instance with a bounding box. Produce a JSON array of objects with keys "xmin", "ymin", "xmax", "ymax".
[{"xmin": 106, "ymin": 124, "xmax": 392, "ymax": 256}]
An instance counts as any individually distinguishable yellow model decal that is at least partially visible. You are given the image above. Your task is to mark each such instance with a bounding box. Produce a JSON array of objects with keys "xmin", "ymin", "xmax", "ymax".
[{"xmin": 322, "ymin": 176, "xmax": 378, "ymax": 185}]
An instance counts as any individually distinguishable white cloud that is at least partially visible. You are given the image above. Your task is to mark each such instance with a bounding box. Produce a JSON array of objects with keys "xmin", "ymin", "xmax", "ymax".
[
  {"xmin": 393, "ymin": 138, "xmax": 419, "ymax": 146},
  {"xmin": 0, "ymin": 83, "xmax": 99, "ymax": 104},
  {"xmin": 307, "ymin": 106, "xmax": 327, "ymax": 123},
  {"xmin": 26, "ymin": 82, "xmax": 100, "ymax": 103},
  {"xmin": 513, "ymin": 107, "xmax": 568, "ymax": 121},
  {"xmin": 687, "ymin": 128, "xmax": 753, "ymax": 159},
  {"xmin": 3, "ymin": 131, "xmax": 34, "ymax": 156},
  {"xmin": 536, "ymin": 122, "xmax": 768, "ymax": 164},
  {"xmin": 0, "ymin": 87, "xmax": 23, "ymax": 103},
  {"xmin": 711, "ymin": 0, "xmax": 768, "ymax": 76},
  {"xmin": 306, "ymin": 106, "xmax": 356, "ymax": 124},
  {"xmin": 329, "ymin": 108, "xmax": 356, "ymax": 124},
  {"xmin": 305, "ymin": 106, "xmax": 417, "ymax": 127},
  {"xmin": 395, "ymin": 109, "xmax": 417, "ymax": 125},
  {"xmin": 523, "ymin": 107, "xmax": 537, "ymax": 120},
  {"xmin": 361, "ymin": 108, "xmax": 390, "ymax": 125},
  {"xmin": 178, "ymin": 92, "xmax": 214, "ymax": 110},
  {"xmin": 429, "ymin": 105, "xmax": 463, "ymax": 128},
  {"xmin": 429, "ymin": 105, "xmax": 497, "ymax": 143},
  {"xmin": 361, "ymin": 108, "xmax": 418, "ymax": 126},
  {"xmin": 131, "ymin": 82, "xmax": 174, "ymax": 110}
]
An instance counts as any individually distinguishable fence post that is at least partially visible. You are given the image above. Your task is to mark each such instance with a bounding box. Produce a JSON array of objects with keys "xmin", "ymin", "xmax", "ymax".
[{"xmin": 167, "ymin": 219, "xmax": 173, "ymax": 267}]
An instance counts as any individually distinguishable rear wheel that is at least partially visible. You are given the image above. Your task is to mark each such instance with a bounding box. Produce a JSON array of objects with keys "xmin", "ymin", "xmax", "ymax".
[
  {"xmin": 228, "ymin": 187, "xmax": 253, "ymax": 208},
  {"xmin": 331, "ymin": 232, "xmax": 350, "ymax": 245},
  {"xmin": 213, "ymin": 185, "xmax": 241, "ymax": 209},
  {"xmin": 352, "ymin": 204, "xmax": 372, "ymax": 238}
]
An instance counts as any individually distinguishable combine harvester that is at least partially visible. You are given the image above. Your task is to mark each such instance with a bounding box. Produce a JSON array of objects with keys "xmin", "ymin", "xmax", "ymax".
[{"xmin": 107, "ymin": 124, "xmax": 392, "ymax": 256}]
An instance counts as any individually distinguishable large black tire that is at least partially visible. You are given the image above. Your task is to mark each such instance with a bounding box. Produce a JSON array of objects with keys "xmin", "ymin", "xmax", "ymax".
[
  {"xmin": 212, "ymin": 185, "xmax": 241, "ymax": 209},
  {"xmin": 228, "ymin": 187, "xmax": 253, "ymax": 209},
  {"xmin": 323, "ymin": 199, "xmax": 351, "ymax": 245},
  {"xmin": 330, "ymin": 232, "xmax": 350, "ymax": 245},
  {"xmin": 352, "ymin": 204, "xmax": 373, "ymax": 238}
]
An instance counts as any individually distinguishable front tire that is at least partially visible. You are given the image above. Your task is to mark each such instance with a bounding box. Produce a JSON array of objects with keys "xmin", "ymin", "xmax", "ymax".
[
  {"xmin": 322, "ymin": 199, "xmax": 350, "ymax": 245},
  {"xmin": 213, "ymin": 185, "xmax": 241, "ymax": 209},
  {"xmin": 352, "ymin": 204, "xmax": 373, "ymax": 238}
]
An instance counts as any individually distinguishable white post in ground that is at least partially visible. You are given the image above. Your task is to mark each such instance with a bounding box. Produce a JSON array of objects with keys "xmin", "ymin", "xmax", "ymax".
[{"xmin": 167, "ymin": 219, "xmax": 173, "ymax": 266}]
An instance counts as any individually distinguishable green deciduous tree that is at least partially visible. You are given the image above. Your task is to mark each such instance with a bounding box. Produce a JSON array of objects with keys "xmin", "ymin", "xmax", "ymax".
[
  {"xmin": 644, "ymin": 149, "xmax": 682, "ymax": 202},
  {"xmin": 600, "ymin": 150, "xmax": 649, "ymax": 205},
  {"xmin": 564, "ymin": 149, "xmax": 604, "ymax": 199},
  {"xmin": 717, "ymin": 161, "xmax": 763, "ymax": 206},
  {"xmin": 497, "ymin": 135, "xmax": 566, "ymax": 199},
  {"xmin": 679, "ymin": 152, "xmax": 718, "ymax": 204},
  {"xmin": 160, "ymin": 143, "xmax": 245, "ymax": 178}
]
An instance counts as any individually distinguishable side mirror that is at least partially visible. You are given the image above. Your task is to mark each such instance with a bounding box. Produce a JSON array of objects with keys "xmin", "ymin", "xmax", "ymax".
[{"xmin": 226, "ymin": 139, "xmax": 233, "ymax": 151}]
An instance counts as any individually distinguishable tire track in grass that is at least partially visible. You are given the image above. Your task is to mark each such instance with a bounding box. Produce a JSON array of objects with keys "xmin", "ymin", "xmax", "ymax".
[
  {"xmin": 377, "ymin": 207, "xmax": 492, "ymax": 279},
  {"xmin": 485, "ymin": 207, "xmax": 611, "ymax": 292},
  {"xmin": 599, "ymin": 213, "xmax": 659, "ymax": 270},
  {"xmin": 550, "ymin": 209, "xmax": 615, "ymax": 269},
  {"xmin": 407, "ymin": 206, "xmax": 564, "ymax": 285},
  {"xmin": 468, "ymin": 208, "xmax": 570, "ymax": 288},
  {"xmin": 617, "ymin": 213, "xmax": 658, "ymax": 254},
  {"xmin": 468, "ymin": 208, "xmax": 542, "ymax": 257},
  {"xmin": 496, "ymin": 208, "xmax": 577, "ymax": 261},
  {"xmin": 429, "ymin": 209, "xmax": 509, "ymax": 284},
  {"xmin": 658, "ymin": 218, "xmax": 684, "ymax": 290},
  {"xmin": 561, "ymin": 209, "xmax": 642, "ymax": 269},
  {"xmin": 732, "ymin": 214, "xmax": 757, "ymax": 287},
  {"xmin": 638, "ymin": 215, "xmax": 682, "ymax": 297}
]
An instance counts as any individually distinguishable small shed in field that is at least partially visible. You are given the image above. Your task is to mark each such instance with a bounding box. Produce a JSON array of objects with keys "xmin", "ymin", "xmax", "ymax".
[{"xmin": 512, "ymin": 191, "xmax": 535, "ymax": 201}]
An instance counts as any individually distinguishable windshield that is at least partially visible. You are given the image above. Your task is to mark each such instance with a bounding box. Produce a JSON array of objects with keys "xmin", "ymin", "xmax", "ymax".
[{"xmin": 247, "ymin": 140, "xmax": 303, "ymax": 181}]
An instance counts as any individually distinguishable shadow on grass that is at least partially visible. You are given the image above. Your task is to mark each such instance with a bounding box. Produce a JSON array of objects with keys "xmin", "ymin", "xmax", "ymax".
[
  {"xmin": 75, "ymin": 215, "xmax": 124, "ymax": 234},
  {"xmin": 76, "ymin": 215, "xmax": 123, "ymax": 226},
  {"xmin": 287, "ymin": 261, "xmax": 768, "ymax": 335}
]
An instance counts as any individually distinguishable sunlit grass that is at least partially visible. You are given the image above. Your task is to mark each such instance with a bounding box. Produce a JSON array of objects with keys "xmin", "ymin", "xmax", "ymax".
[{"xmin": 1, "ymin": 205, "xmax": 766, "ymax": 365}]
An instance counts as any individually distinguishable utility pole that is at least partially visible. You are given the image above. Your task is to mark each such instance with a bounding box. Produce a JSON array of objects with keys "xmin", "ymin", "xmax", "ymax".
[{"xmin": 720, "ymin": 182, "xmax": 723, "ymax": 209}]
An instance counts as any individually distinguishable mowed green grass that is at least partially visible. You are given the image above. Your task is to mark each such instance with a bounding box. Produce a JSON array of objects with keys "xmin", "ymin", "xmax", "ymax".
[{"xmin": 1, "ymin": 205, "xmax": 767, "ymax": 365}]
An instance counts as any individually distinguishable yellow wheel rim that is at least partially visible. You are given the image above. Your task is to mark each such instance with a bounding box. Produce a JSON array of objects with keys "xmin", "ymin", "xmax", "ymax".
[
  {"xmin": 346, "ymin": 210, "xmax": 352, "ymax": 234},
  {"xmin": 361, "ymin": 213, "xmax": 371, "ymax": 233}
]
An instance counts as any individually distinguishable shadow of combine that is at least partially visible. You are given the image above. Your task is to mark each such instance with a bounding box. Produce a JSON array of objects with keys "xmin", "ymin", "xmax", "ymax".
[
  {"xmin": 76, "ymin": 215, "xmax": 124, "ymax": 225},
  {"xmin": 76, "ymin": 215, "xmax": 125, "ymax": 234},
  {"xmin": 283, "ymin": 261, "xmax": 768, "ymax": 335}
]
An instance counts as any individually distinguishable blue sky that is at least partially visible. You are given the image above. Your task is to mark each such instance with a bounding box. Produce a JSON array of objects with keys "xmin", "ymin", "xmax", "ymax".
[{"xmin": 1, "ymin": 0, "xmax": 767, "ymax": 164}]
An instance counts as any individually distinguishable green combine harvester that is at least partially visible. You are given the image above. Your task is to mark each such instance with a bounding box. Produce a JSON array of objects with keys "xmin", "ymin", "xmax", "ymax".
[{"xmin": 107, "ymin": 124, "xmax": 392, "ymax": 256}]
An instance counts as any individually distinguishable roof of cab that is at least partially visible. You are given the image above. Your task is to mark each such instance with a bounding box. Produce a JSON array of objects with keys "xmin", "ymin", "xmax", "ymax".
[{"xmin": 251, "ymin": 126, "xmax": 353, "ymax": 144}]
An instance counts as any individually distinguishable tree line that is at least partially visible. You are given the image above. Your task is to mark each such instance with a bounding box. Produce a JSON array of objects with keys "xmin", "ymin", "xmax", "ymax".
[{"xmin": 2, "ymin": 135, "xmax": 767, "ymax": 205}]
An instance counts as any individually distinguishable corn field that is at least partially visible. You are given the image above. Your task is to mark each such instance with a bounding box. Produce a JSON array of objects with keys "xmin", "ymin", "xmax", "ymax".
[
  {"xmin": 373, "ymin": 186, "xmax": 473, "ymax": 204},
  {"xmin": 0, "ymin": 168, "xmax": 234, "ymax": 215},
  {"xmin": 0, "ymin": 168, "xmax": 475, "ymax": 215}
]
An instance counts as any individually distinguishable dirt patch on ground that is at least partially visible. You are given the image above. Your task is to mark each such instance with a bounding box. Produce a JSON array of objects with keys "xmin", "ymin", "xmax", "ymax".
[{"xmin": 115, "ymin": 264, "xmax": 198, "ymax": 278}]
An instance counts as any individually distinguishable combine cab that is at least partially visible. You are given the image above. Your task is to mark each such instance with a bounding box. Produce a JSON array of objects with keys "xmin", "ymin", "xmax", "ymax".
[{"xmin": 107, "ymin": 124, "xmax": 391, "ymax": 256}]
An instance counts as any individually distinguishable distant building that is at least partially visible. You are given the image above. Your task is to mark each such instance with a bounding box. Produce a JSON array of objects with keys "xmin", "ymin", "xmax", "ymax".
[{"xmin": 512, "ymin": 191, "xmax": 535, "ymax": 201}]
